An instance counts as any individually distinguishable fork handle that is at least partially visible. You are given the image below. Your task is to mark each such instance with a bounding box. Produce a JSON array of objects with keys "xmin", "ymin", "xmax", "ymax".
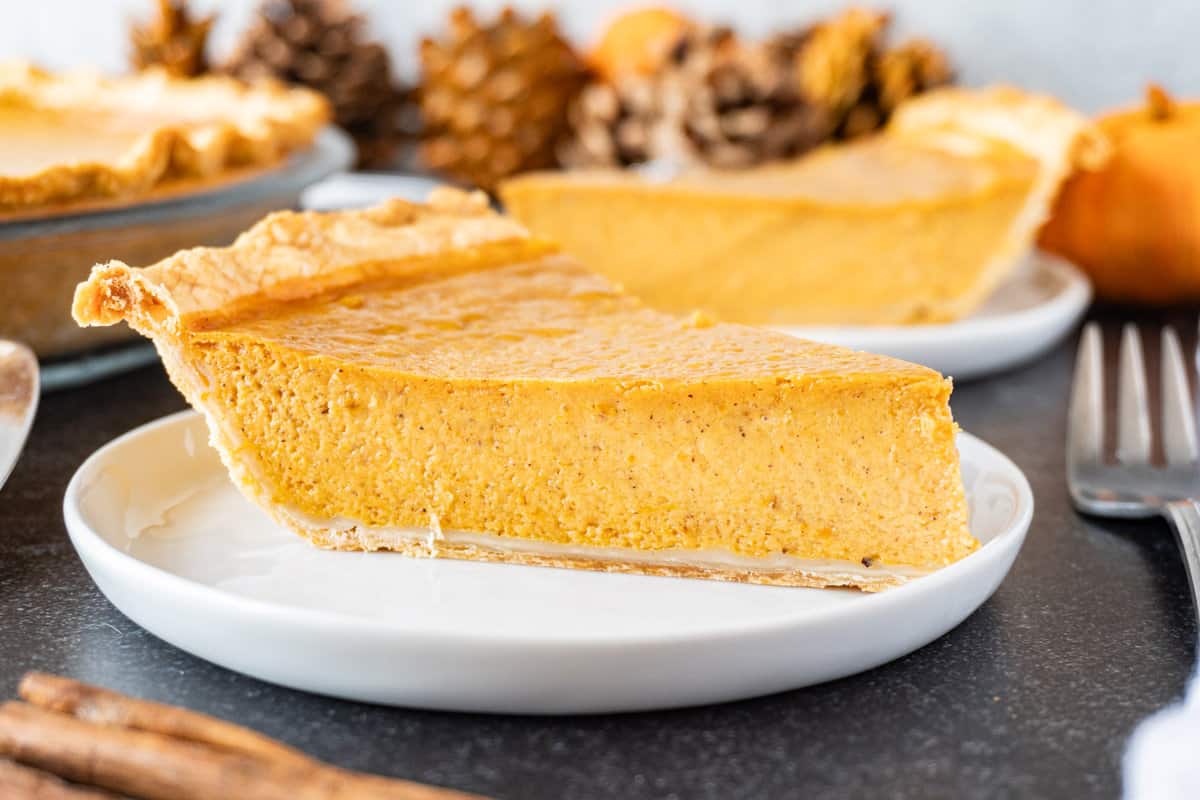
[{"xmin": 1163, "ymin": 500, "xmax": 1200, "ymax": 623}]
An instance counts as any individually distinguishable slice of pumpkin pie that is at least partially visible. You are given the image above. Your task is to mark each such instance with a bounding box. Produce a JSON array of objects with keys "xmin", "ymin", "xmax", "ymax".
[
  {"xmin": 73, "ymin": 190, "xmax": 975, "ymax": 591},
  {"xmin": 500, "ymin": 86, "xmax": 1108, "ymax": 325}
]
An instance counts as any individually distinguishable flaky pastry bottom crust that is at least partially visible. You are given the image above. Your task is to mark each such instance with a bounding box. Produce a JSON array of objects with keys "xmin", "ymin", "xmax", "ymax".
[{"xmin": 300, "ymin": 524, "xmax": 915, "ymax": 593}]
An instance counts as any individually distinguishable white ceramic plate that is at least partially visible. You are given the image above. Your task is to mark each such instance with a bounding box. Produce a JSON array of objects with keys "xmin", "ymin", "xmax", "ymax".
[
  {"xmin": 65, "ymin": 411, "xmax": 1033, "ymax": 714},
  {"xmin": 775, "ymin": 252, "xmax": 1091, "ymax": 381}
]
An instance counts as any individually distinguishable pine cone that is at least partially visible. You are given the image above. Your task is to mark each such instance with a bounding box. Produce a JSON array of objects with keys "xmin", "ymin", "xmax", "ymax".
[
  {"xmin": 225, "ymin": 0, "xmax": 411, "ymax": 169},
  {"xmin": 564, "ymin": 9, "xmax": 953, "ymax": 171},
  {"xmin": 130, "ymin": 0, "xmax": 214, "ymax": 78},
  {"xmin": 559, "ymin": 78, "xmax": 659, "ymax": 168},
  {"xmin": 564, "ymin": 26, "xmax": 830, "ymax": 170},
  {"xmin": 669, "ymin": 27, "xmax": 831, "ymax": 168},
  {"xmin": 788, "ymin": 9, "xmax": 954, "ymax": 140},
  {"xmin": 792, "ymin": 8, "xmax": 888, "ymax": 120},
  {"xmin": 419, "ymin": 6, "xmax": 589, "ymax": 191},
  {"xmin": 875, "ymin": 39, "xmax": 954, "ymax": 115}
]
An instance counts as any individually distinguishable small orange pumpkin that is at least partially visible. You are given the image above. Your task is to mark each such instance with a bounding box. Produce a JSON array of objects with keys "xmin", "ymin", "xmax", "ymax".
[
  {"xmin": 1040, "ymin": 85, "xmax": 1200, "ymax": 304},
  {"xmin": 588, "ymin": 7, "xmax": 693, "ymax": 82}
]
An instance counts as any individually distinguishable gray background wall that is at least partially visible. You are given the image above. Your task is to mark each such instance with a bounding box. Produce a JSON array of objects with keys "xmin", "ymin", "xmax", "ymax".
[{"xmin": 3, "ymin": 0, "xmax": 1195, "ymax": 113}]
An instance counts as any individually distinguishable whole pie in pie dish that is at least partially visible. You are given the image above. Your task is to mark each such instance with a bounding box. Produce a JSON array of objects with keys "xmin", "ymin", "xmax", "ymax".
[
  {"xmin": 500, "ymin": 86, "xmax": 1109, "ymax": 325},
  {"xmin": 74, "ymin": 190, "xmax": 975, "ymax": 591},
  {"xmin": 0, "ymin": 62, "xmax": 329, "ymax": 216},
  {"xmin": 1, "ymin": 62, "xmax": 332, "ymax": 358}
]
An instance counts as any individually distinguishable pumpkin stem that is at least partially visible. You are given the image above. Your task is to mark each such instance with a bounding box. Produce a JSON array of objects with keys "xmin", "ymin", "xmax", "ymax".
[{"xmin": 1146, "ymin": 83, "xmax": 1176, "ymax": 121}]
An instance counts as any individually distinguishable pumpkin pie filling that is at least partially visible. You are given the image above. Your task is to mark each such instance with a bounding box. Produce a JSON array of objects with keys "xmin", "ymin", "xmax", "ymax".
[
  {"xmin": 74, "ymin": 190, "xmax": 975, "ymax": 591},
  {"xmin": 0, "ymin": 62, "xmax": 329, "ymax": 213},
  {"xmin": 0, "ymin": 107, "xmax": 146, "ymax": 176}
]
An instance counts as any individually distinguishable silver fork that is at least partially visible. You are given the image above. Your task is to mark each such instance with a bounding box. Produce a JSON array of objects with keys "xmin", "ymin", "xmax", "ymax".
[{"xmin": 1068, "ymin": 321, "xmax": 1200, "ymax": 620}]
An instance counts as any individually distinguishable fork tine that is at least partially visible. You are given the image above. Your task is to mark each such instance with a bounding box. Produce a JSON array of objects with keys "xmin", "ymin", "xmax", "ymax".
[
  {"xmin": 1117, "ymin": 324, "xmax": 1153, "ymax": 464},
  {"xmin": 1068, "ymin": 322, "xmax": 1105, "ymax": 466},
  {"xmin": 1160, "ymin": 326, "xmax": 1198, "ymax": 464}
]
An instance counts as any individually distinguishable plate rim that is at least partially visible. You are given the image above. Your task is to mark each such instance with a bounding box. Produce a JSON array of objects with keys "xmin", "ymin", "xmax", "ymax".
[
  {"xmin": 774, "ymin": 250, "xmax": 1091, "ymax": 344},
  {"xmin": 64, "ymin": 409, "xmax": 1034, "ymax": 650}
]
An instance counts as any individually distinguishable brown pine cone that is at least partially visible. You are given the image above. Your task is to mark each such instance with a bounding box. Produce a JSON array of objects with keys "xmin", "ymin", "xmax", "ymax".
[
  {"xmin": 667, "ymin": 27, "xmax": 831, "ymax": 168},
  {"xmin": 793, "ymin": 8, "xmax": 889, "ymax": 120},
  {"xmin": 419, "ymin": 6, "xmax": 589, "ymax": 191},
  {"xmin": 130, "ymin": 0, "xmax": 214, "ymax": 78},
  {"xmin": 564, "ymin": 9, "xmax": 954, "ymax": 171},
  {"xmin": 225, "ymin": 0, "xmax": 411, "ymax": 169},
  {"xmin": 789, "ymin": 9, "xmax": 954, "ymax": 140},
  {"xmin": 564, "ymin": 26, "xmax": 830, "ymax": 170},
  {"xmin": 875, "ymin": 39, "xmax": 955, "ymax": 115},
  {"xmin": 559, "ymin": 78, "xmax": 659, "ymax": 167}
]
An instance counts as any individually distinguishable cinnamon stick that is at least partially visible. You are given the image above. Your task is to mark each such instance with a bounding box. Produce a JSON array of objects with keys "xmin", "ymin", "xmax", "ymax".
[
  {"xmin": 19, "ymin": 672, "xmax": 311, "ymax": 768},
  {"xmin": 0, "ymin": 699, "xmax": 487, "ymax": 800},
  {"xmin": 0, "ymin": 758, "xmax": 121, "ymax": 799}
]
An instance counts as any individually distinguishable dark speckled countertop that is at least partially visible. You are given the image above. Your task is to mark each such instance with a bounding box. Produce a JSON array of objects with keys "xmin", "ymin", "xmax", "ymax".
[{"xmin": 1, "ymin": 311, "xmax": 1196, "ymax": 800}]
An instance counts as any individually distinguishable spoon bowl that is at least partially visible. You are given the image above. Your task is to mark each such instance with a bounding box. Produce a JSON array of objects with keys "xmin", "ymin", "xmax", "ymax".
[{"xmin": 0, "ymin": 339, "xmax": 39, "ymax": 490}]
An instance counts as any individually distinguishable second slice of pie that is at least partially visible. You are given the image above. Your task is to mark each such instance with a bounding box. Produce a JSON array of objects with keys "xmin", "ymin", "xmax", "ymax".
[
  {"xmin": 73, "ymin": 190, "xmax": 975, "ymax": 591},
  {"xmin": 500, "ymin": 87, "xmax": 1107, "ymax": 325}
]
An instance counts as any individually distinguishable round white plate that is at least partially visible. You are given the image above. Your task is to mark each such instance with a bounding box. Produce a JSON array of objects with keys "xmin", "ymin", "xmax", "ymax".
[
  {"xmin": 65, "ymin": 411, "xmax": 1033, "ymax": 714},
  {"xmin": 775, "ymin": 252, "xmax": 1091, "ymax": 381}
]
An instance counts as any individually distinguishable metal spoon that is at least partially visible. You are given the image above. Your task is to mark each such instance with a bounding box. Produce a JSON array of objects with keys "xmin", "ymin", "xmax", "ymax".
[{"xmin": 0, "ymin": 339, "xmax": 38, "ymax": 491}]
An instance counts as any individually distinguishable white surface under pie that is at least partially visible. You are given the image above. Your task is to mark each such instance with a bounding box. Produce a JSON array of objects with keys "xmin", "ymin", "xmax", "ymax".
[{"xmin": 64, "ymin": 411, "xmax": 1033, "ymax": 714}]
